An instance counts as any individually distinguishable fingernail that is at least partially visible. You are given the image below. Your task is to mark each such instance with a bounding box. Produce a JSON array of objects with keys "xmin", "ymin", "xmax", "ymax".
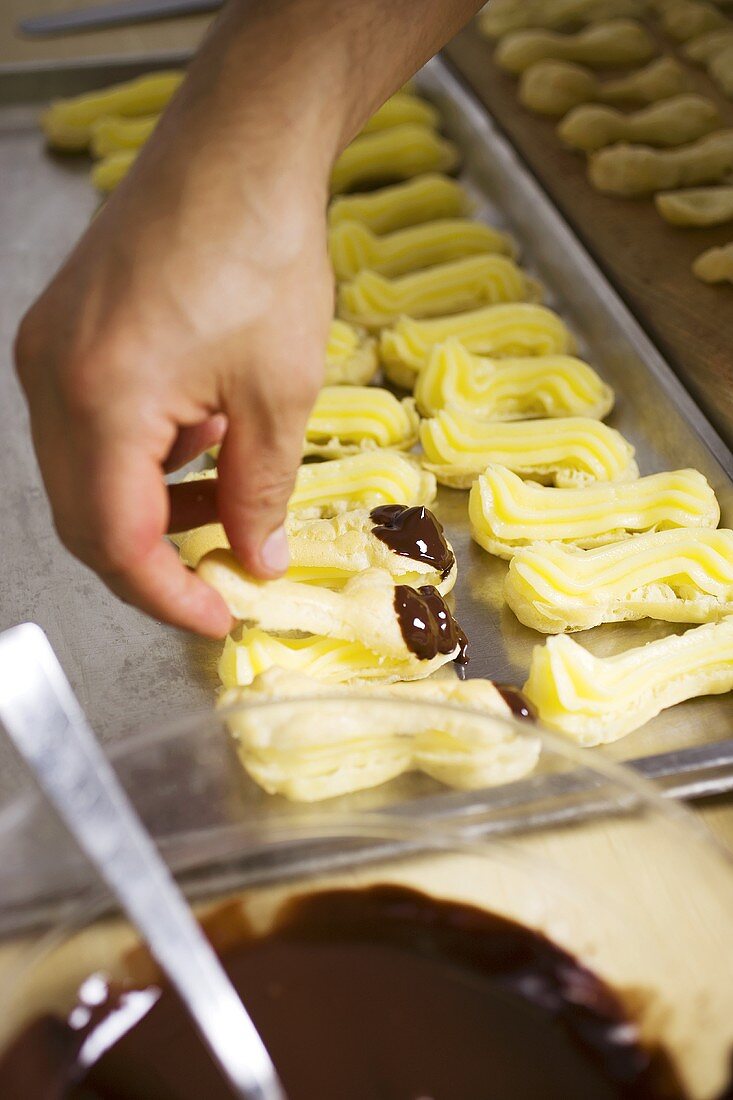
[{"xmin": 261, "ymin": 525, "xmax": 290, "ymax": 574}]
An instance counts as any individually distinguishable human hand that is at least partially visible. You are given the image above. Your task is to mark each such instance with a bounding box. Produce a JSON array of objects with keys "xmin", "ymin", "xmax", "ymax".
[{"xmin": 15, "ymin": 60, "xmax": 334, "ymax": 637}]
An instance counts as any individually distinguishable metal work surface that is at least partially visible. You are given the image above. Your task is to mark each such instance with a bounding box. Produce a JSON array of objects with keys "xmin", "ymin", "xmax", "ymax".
[{"xmin": 1, "ymin": 51, "xmax": 733, "ymax": 822}]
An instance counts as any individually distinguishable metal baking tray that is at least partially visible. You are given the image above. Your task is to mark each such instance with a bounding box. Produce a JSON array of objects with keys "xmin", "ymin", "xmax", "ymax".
[{"xmin": 1, "ymin": 49, "xmax": 733, "ymax": 858}]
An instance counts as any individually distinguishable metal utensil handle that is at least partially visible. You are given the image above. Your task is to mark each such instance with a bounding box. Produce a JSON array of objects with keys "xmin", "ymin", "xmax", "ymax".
[
  {"xmin": 18, "ymin": 0, "xmax": 223, "ymax": 37},
  {"xmin": 0, "ymin": 623, "xmax": 286, "ymax": 1100}
]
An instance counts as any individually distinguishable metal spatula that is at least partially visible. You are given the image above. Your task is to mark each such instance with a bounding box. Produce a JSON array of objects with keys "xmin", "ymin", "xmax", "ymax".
[{"xmin": 0, "ymin": 622, "xmax": 286, "ymax": 1100}]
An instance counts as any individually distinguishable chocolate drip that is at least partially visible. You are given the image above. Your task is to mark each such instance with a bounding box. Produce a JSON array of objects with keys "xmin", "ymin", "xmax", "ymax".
[
  {"xmin": 370, "ymin": 505, "xmax": 454, "ymax": 579},
  {"xmin": 393, "ymin": 584, "xmax": 468, "ymax": 665},
  {"xmin": 496, "ymin": 684, "xmax": 536, "ymax": 721}
]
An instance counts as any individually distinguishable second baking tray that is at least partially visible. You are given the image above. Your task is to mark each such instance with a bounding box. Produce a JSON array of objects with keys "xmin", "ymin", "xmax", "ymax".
[{"xmin": 1, "ymin": 51, "xmax": 733, "ymax": 826}]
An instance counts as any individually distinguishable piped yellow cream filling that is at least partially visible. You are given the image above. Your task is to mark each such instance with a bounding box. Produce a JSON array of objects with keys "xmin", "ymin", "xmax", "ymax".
[
  {"xmin": 324, "ymin": 319, "xmax": 378, "ymax": 385},
  {"xmin": 219, "ymin": 629, "xmax": 428, "ymax": 688},
  {"xmin": 304, "ymin": 386, "xmax": 419, "ymax": 455},
  {"xmin": 41, "ymin": 70, "xmax": 183, "ymax": 150},
  {"xmin": 290, "ymin": 451, "xmax": 436, "ymax": 515},
  {"xmin": 88, "ymin": 90, "xmax": 437, "ymax": 160},
  {"xmin": 470, "ymin": 465, "xmax": 719, "ymax": 558},
  {"xmin": 328, "ymin": 174, "xmax": 471, "ymax": 234},
  {"xmin": 420, "ymin": 411, "xmax": 637, "ymax": 488},
  {"xmin": 524, "ymin": 619, "xmax": 733, "ymax": 744},
  {"xmin": 330, "ymin": 218, "xmax": 516, "ymax": 281},
  {"xmin": 338, "ymin": 256, "xmax": 541, "ymax": 329},
  {"xmin": 380, "ymin": 304, "xmax": 575, "ymax": 389},
  {"xmin": 330, "ymin": 124, "xmax": 458, "ymax": 195},
  {"xmin": 361, "ymin": 91, "xmax": 440, "ymax": 133},
  {"xmin": 505, "ymin": 528, "xmax": 733, "ymax": 633},
  {"xmin": 414, "ymin": 337, "xmax": 613, "ymax": 420},
  {"xmin": 221, "ymin": 670, "xmax": 539, "ymax": 801}
]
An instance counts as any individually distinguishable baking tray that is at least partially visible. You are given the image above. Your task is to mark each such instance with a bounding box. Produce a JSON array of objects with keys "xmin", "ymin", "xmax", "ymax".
[{"xmin": 1, "ymin": 51, "xmax": 733, "ymax": 895}]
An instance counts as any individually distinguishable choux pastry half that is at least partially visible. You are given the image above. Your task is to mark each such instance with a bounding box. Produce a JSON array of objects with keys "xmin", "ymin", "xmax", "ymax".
[
  {"xmin": 380, "ymin": 304, "xmax": 575, "ymax": 390},
  {"xmin": 589, "ymin": 129, "xmax": 733, "ymax": 196},
  {"xmin": 496, "ymin": 19, "xmax": 656, "ymax": 75},
  {"xmin": 420, "ymin": 411, "xmax": 637, "ymax": 488},
  {"xmin": 329, "ymin": 218, "xmax": 516, "ymax": 281},
  {"xmin": 519, "ymin": 56, "xmax": 692, "ymax": 117},
  {"xmin": 222, "ymin": 669, "xmax": 539, "ymax": 801},
  {"xmin": 469, "ymin": 465, "xmax": 719, "ymax": 558},
  {"xmin": 330, "ymin": 124, "xmax": 458, "ymax": 195},
  {"xmin": 524, "ymin": 618, "xmax": 733, "ymax": 744},
  {"xmin": 558, "ymin": 94, "xmax": 720, "ymax": 152},
  {"xmin": 325, "ymin": 319, "xmax": 378, "ymax": 385},
  {"xmin": 198, "ymin": 558, "xmax": 467, "ymax": 669},
  {"xmin": 479, "ymin": 0, "xmax": 646, "ymax": 39},
  {"xmin": 176, "ymin": 504, "xmax": 457, "ymax": 593},
  {"xmin": 654, "ymin": 185, "xmax": 733, "ymax": 227},
  {"xmin": 328, "ymin": 174, "xmax": 471, "ymax": 235},
  {"xmin": 692, "ymin": 242, "xmax": 733, "ymax": 283},
  {"xmin": 303, "ymin": 387, "xmax": 419, "ymax": 458},
  {"xmin": 414, "ymin": 337, "xmax": 613, "ymax": 421},
  {"xmin": 505, "ymin": 528, "xmax": 733, "ymax": 633},
  {"xmin": 337, "ymin": 255, "xmax": 541, "ymax": 329}
]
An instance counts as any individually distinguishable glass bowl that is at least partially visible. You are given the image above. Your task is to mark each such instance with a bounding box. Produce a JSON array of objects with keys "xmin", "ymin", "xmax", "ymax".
[{"xmin": 0, "ymin": 697, "xmax": 732, "ymax": 1099}]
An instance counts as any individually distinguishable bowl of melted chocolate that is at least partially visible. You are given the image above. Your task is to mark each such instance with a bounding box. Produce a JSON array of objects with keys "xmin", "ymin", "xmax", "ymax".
[{"xmin": 1, "ymin": 708, "xmax": 733, "ymax": 1100}]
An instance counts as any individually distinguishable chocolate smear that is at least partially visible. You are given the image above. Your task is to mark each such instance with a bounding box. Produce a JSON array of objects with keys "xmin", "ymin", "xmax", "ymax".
[{"xmin": 370, "ymin": 505, "xmax": 454, "ymax": 579}]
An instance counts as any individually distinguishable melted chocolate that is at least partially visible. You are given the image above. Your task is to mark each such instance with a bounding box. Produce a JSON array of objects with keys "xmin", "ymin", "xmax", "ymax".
[
  {"xmin": 370, "ymin": 504, "xmax": 455, "ymax": 579},
  {"xmin": 496, "ymin": 684, "xmax": 536, "ymax": 721},
  {"xmin": 393, "ymin": 584, "xmax": 468, "ymax": 665},
  {"xmin": 0, "ymin": 885, "xmax": 690, "ymax": 1100}
]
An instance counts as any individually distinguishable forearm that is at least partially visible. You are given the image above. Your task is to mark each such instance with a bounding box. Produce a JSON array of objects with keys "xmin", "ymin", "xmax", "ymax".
[{"xmin": 121, "ymin": 0, "xmax": 481, "ymax": 209}]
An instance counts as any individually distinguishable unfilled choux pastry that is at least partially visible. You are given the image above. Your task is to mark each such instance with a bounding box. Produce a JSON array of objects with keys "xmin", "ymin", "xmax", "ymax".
[
  {"xmin": 654, "ymin": 185, "xmax": 733, "ymax": 225},
  {"xmin": 495, "ymin": 19, "xmax": 656, "ymax": 75},
  {"xmin": 222, "ymin": 669, "xmax": 540, "ymax": 801},
  {"xmin": 692, "ymin": 242, "xmax": 733, "ymax": 282},
  {"xmin": 337, "ymin": 256, "xmax": 542, "ymax": 329},
  {"xmin": 420, "ymin": 411, "xmax": 637, "ymax": 489},
  {"xmin": 684, "ymin": 29, "xmax": 733, "ymax": 95},
  {"xmin": 361, "ymin": 91, "xmax": 440, "ymax": 133},
  {"xmin": 589, "ymin": 129, "xmax": 733, "ymax": 195},
  {"xmin": 330, "ymin": 124, "xmax": 459, "ymax": 195},
  {"xmin": 379, "ymin": 304, "xmax": 576, "ymax": 390},
  {"xmin": 414, "ymin": 338, "xmax": 613, "ymax": 421},
  {"xmin": 303, "ymin": 386, "xmax": 419, "ymax": 457},
  {"xmin": 218, "ymin": 626, "xmax": 455, "ymax": 689},
  {"xmin": 329, "ymin": 218, "xmax": 517, "ymax": 281},
  {"xmin": 41, "ymin": 70, "xmax": 182, "ymax": 150},
  {"xmin": 558, "ymin": 94, "xmax": 720, "ymax": 152},
  {"xmin": 684, "ymin": 26, "xmax": 733, "ymax": 63},
  {"xmin": 469, "ymin": 465, "xmax": 719, "ymax": 559},
  {"xmin": 504, "ymin": 528, "xmax": 733, "ymax": 633},
  {"xmin": 478, "ymin": 0, "xmax": 646, "ymax": 39},
  {"xmin": 658, "ymin": 0, "xmax": 728, "ymax": 40},
  {"xmin": 519, "ymin": 56, "xmax": 692, "ymax": 117},
  {"xmin": 707, "ymin": 42, "xmax": 733, "ymax": 96},
  {"xmin": 325, "ymin": 319, "xmax": 378, "ymax": 385},
  {"xmin": 328, "ymin": 174, "xmax": 471, "ymax": 234},
  {"xmin": 524, "ymin": 618, "xmax": 733, "ymax": 745},
  {"xmin": 198, "ymin": 558, "xmax": 467, "ymax": 668},
  {"xmin": 176, "ymin": 505, "xmax": 456, "ymax": 591}
]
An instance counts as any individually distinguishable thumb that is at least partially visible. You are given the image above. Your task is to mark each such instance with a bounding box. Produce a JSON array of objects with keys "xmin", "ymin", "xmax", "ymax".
[{"xmin": 216, "ymin": 367, "xmax": 318, "ymax": 578}]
